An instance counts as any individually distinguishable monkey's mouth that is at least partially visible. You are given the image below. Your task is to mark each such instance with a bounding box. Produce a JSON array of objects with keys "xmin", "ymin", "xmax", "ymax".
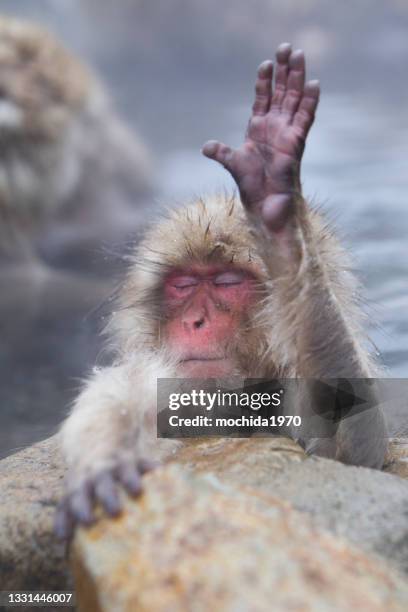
[
  {"xmin": 180, "ymin": 357, "xmax": 225, "ymax": 363},
  {"xmin": 178, "ymin": 356, "xmax": 233, "ymax": 377}
]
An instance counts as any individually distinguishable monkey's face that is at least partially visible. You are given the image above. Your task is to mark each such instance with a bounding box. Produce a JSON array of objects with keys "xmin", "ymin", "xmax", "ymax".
[{"xmin": 161, "ymin": 264, "xmax": 261, "ymax": 377}]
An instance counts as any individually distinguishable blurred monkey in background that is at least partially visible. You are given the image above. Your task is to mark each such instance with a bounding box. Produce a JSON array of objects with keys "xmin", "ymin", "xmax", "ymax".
[
  {"xmin": 0, "ymin": 17, "xmax": 154, "ymax": 455},
  {"xmin": 0, "ymin": 16, "xmax": 153, "ymax": 276}
]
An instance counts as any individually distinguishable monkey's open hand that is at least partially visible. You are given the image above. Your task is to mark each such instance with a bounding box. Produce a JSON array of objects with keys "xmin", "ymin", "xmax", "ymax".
[
  {"xmin": 202, "ymin": 43, "xmax": 319, "ymax": 233},
  {"xmin": 54, "ymin": 457, "xmax": 157, "ymax": 540}
]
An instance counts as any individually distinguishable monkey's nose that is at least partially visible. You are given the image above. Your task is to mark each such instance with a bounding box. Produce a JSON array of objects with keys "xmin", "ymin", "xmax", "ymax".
[{"xmin": 182, "ymin": 310, "xmax": 206, "ymax": 331}]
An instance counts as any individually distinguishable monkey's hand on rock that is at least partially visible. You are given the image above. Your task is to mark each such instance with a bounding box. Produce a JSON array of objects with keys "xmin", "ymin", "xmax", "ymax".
[
  {"xmin": 202, "ymin": 43, "xmax": 319, "ymax": 235},
  {"xmin": 54, "ymin": 457, "xmax": 158, "ymax": 540}
]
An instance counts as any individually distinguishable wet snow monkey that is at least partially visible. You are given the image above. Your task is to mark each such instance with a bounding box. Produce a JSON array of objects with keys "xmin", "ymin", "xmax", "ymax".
[{"xmin": 56, "ymin": 44, "xmax": 387, "ymax": 538}]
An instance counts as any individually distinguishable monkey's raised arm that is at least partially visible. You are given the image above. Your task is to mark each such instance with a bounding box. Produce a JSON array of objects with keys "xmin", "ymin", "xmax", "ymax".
[{"xmin": 203, "ymin": 44, "xmax": 387, "ymax": 467}]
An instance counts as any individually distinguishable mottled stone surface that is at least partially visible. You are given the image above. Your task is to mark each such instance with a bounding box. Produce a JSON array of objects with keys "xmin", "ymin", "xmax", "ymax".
[
  {"xmin": 72, "ymin": 465, "xmax": 408, "ymax": 612},
  {"xmin": 0, "ymin": 436, "xmax": 70, "ymax": 594},
  {"xmin": 384, "ymin": 437, "xmax": 408, "ymax": 479},
  {"xmin": 175, "ymin": 438, "xmax": 408, "ymax": 574},
  {"xmin": 1, "ymin": 434, "xmax": 408, "ymax": 611}
]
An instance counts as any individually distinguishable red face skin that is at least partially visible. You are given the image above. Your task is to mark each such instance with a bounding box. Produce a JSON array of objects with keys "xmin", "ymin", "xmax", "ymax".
[{"xmin": 162, "ymin": 265, "xmax": 257, "ymax": 377}]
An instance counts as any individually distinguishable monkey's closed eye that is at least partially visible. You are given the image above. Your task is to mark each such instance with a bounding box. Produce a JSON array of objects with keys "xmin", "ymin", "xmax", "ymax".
[
  {"xmin": 172, "ymin": 276, "xmax": 199, "ymax": 289},
  {"xmin": 213, "ymin": 271, "xmax": 245, "ymax": 286}
]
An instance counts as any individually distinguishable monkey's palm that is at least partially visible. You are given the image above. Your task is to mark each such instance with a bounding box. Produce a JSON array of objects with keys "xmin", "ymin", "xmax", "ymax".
[
  {"xmin": 203, "ymin": 44, "xmax": 320, "ymax": 230},
  {"xmin": 232, "ymin": 115, "xmax": 306, "ymax": 206}
]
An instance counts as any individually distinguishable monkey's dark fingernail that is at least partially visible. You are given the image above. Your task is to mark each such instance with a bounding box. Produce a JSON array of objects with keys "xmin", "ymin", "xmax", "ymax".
[
  {"xmin": 257, "ymin": 60, "xmax": 273, "ymax": 76},
  {"xmin": 69, "ymin": 483, "xmax": 95, "ymax": 526},
  {"xmin": 94, "ymin": 473, "xmax": 122, "ymax": 516},
  {"xmin": 125, "ymin": 478, "xmax": 142, "ymax": 496},
  {"xmin": 202, "ymin": 140, "xmax": 218, "ymax": 156},
  {"xmin": 289, "ymin": 49, "xmax": 305, "ymax": 68},
  {"xmin": 138, "ymin": 458, "xmax": 159, "ymax": 474},
  {"xmin": 72, "ymin": 501, "xmax": 95, "ymax": 526},
  {"xmin": 103, "ymin": 495, "xmax": 122, "ymax": 517},
  {"xmin": 54, "ymin": 504, "xmax": 73, "ymax": 540},
  {"xmin": 117, "ymin": 464, "xmax": 143, "ymax": 496},
  {"xmin": 276, "ymin": 42, "xmax": 292, "ymax": 60}
]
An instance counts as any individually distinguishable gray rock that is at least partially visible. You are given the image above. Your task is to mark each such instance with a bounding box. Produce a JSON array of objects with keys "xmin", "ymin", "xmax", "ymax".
[
  {"xmin": 1, "ymin": 434, "xmax": 408, "ymax": 608},
  {"xmin": 0, "ymin": 436, "xmax": 70, "ymax": 593},
  {"xmin": 72, "ymin": 465, "xmax": 408, "ymax": 612},
  {"xmin": 176, "ymin": 438, "xmax": 408, "ymax": 574}
]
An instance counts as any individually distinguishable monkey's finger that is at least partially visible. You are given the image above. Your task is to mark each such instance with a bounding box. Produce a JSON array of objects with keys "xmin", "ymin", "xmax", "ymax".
[
  {"xmin": 270, "ymin": 43, "xmax": 292, "ymax": 111},
  {"xmin": 54, "ymin": 501, "xmax": 74, "ymax": 541},
  {"xmin": 292, "ymin": 80, "xmax": 320, "ymax": 136},
  {"xmin": 282, "ymin": 50, "xmax": 305, "ymax": 118},
  {"xmin": 202, "ymin": 140, "xmax": 236, "ymax": 172},
  {"xmin": 94, "ymin": 471, "xmax": 122, "ymax": 517},
  {"xmin": 117, "ymin": 463, "xmax": 143, "ymax": 496},
  {"xmin": 252, "ymin": 60, "xmax": 274, "ymax": 116},
  {"xmin": 138, "ymin": 458, "xmax": 160, "ymax": 474},
  {"xmin": 69, "ymin": 483, "xmax": 96, "ymax": 526}
]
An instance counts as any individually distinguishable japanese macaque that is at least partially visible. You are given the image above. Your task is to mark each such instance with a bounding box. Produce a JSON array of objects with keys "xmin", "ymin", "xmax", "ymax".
[
  {"xmin": 56, "ymin": 44, "xmax": 387, "ymax": 538},
  {"xmin": 0, "ymin": 16, "xmax": 152, "ymax": 274}
]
